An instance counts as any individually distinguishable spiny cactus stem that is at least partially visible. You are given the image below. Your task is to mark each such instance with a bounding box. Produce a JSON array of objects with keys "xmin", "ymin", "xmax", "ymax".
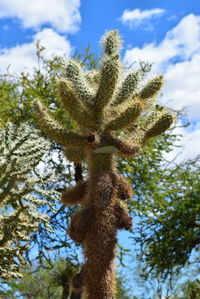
[
  {"xmin": 87, "ymin": 152, "xmax": 115, "ymax": 177},
  {"xmin": 82, "ymin": 153, "xmax": 118, "ymax": 298}
]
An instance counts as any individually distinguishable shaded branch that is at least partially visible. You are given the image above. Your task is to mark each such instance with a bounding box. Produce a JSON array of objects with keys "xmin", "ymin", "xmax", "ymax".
[{"xmin": 61, "ymin": 181, "xmax": 88, "ymax": 206}]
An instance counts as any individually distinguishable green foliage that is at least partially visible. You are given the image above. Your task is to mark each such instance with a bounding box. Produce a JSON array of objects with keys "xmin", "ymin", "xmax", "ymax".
[
  {"xmin": 0, "ymin": 42, "xmax": 98, "ymax": 130},
  {"xmin": 175, "ymin": 279, "xmax": 200, "ymax": 299},
  {"xmin": 122, "ymin": 137, "xmax": 200, "ymax": 279},
  {"xmin": 2, "ymin": 260, "xmax": 133, "ymax": 299},
  {"xmin": 1, "ymin": 266, "xmax": 62, "ymax": 299},
  {"xmin": 0, "ymin": 122, "xmax": 59, "ymax": 279},
  {"xmin": 0, "ymin": 47, "xmax": 64, "ymax": 127},
  {"xmin": 116, "ymin": 271, "xmax": 133, "ymax": 299},
  {"xmin": 0, "ymin": 258, "xmax": 78, "ymax": 299},
  {"xmin": 139, "ymin": 158, "xmax": 200, "ymax": 278}
]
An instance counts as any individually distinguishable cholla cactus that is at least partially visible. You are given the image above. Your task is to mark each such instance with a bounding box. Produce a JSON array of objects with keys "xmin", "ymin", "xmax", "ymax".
[
  {"xmin": 34, "ymin": 30, "xmax": 174, "ymax": 299},
  {"xmin": 0, "ymin": 123, "xmax": 59, "ymax": 279}
]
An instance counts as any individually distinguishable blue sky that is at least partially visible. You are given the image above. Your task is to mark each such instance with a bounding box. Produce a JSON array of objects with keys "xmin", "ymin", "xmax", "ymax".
[
  {"xmin": 0, "ymin": 0, "xmax": 200, "ymax": 51},
  {"xmin": 0, "ymin": 0, "xmax": 200, "ymax": 162}
]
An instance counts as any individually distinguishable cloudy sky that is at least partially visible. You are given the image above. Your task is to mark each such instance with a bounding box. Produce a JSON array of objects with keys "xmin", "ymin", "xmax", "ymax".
[{"xmin": 0, "ymin": 0, "xmax": 199, "ymax": 162}]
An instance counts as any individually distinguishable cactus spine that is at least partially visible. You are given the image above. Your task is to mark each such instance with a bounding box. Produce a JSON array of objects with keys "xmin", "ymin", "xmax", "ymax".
[{"xmin": 34, "ymin": 30, "xmax": 174, "ymax": 298}]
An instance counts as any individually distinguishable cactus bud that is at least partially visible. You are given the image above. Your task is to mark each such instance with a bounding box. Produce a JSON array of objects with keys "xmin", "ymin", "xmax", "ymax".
[
  {"xmin": 113, "ymin": 71, "xmax": 141, "ymax": 105},
  {"xmin": 139, "ymin": 75, "xmax": 163, "ymax": 100},
  {"xmin": 101, "ymin": 30, "xmax": 123, "ymax": 56},
  {"xmin": 106, "ymin": 102, "xmax": 142, "ymax": 131},
  {"xmin": 144, "ymin": 112, "xmax": 174, "ymax": 140}
]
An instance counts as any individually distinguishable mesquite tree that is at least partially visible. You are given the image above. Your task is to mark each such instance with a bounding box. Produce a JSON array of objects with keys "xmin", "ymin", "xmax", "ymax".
[{"xmin": 34, "ymin": 30, "xmax": 174, "ymax": 299}]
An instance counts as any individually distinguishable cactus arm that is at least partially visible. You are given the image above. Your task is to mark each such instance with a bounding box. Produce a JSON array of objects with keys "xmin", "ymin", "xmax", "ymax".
[
  {"xmin": 94, "ymin": 54, "xmax": 121, "ymax": 118},
  {"xmin": 139, "ymin": 75, "xmax": 163, "ymax": 100},
  {"xmin": 116, "ymin": 175, "xmax": 133, "ymax": 201},
  {"xmin": 117, "ymin": 140, "xmax": 141, "ymax": 157},
  {"xmin": 61, "ymin": 180, "xmax": 88, "ymax": 206},
  {"xmin": 68, "ymin": 206, "xmax": 93, "ymax": 244},
  {"xmin": 33, "ymin": 99, "xmax": 84, "ymax": 147},
  {"xmin": 58, "ymin": 79, "xmax": 95, "ymax": 130},
  {"xmin": 85, "ymin": 69, "xmax": 101, "ymax": 90},
  {"xmin": 114, "ymin": 202, "xmax": 132, "ymax": 230},
  {"xmin": 104, "ymin": 101, "xmax": 143, "ymax": 132},
  {"xmin": 112, "ymin": 71, "xmax": 140, "ymax": 106},
  {"xmin": 101, "ymin": 134, "xmax": 141, "ymax": 157},
  {"xmin": 64, "ymin": 59, "xmax": 95, "ymax": 104},
  {"xmin": 143, "ymin": 112, "xmax": 174, "ymax": 143},
  {"xmin": 101, "ymin": 30, "xmax": 122, "ymax": 56}
]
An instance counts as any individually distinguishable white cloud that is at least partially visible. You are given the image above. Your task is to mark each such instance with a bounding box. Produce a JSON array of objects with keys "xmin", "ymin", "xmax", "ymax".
[
  {"xmin": 123, "ymin": 13, "xmax": 200, "ymax": 161},
  {"xmin": 0, "ymin": 28, "xmax": 72, "ymax": 74},
  {"xmin": 164, "ymin": 123, "xmax": 200, "ymax": 163},
  {"xmin": 163, "ymin": 53, "xmax": 200, "ymax": 121},
  {"xmin": 124, "ymin": 14, "xmax": 200, "ymax": 120},
  {"xmin": 0, "ymin": 0, "xmax": 81, "ymax": 33},
  {"xmin": 120, "ymin": 8, "xmax": 165, "ymax": 29},
  {"xmin": 124, "ymin": 14, "xmax": 200, "ymax": 72}
]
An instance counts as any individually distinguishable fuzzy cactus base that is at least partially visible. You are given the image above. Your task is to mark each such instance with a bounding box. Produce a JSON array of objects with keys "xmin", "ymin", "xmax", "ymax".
[{"xmin": 34, "ymin": 30, "xmax": 174, "ymax": 298}]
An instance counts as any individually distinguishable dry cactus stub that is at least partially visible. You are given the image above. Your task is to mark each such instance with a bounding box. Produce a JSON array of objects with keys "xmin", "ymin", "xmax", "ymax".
[{"xmin": 34, "ymin": 29, "xmax": 174, "ymax": 299}]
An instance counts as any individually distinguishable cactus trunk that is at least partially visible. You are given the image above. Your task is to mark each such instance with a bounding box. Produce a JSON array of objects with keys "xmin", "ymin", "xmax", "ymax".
[{"xmin": 84, "ymin": 153, "xmax": 117, "ymax": 298}]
